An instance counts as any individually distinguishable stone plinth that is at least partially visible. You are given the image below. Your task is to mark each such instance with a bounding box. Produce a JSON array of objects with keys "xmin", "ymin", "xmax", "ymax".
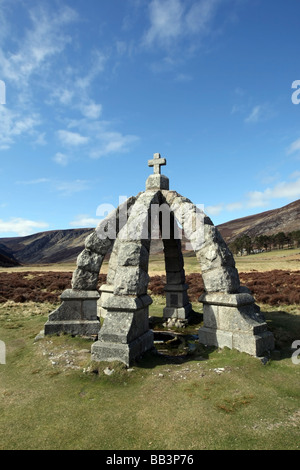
[
  {"xmin": 163, "ymin": 283, "xmax": 192, "ymax": 320},
  {"xmin": 44, "ymin": 289, "xmax": 100, "ymax": 336},
  {"xmin": 146, "ymin": 174, "xmax": 169, "ymax": 190},
  {"xmin": 92, "ymin": 294, "xmax": 154, "ymax": 366},
  {"xmin": 198, "ymin": 291, "xmax": 274, "ymax": 356}
]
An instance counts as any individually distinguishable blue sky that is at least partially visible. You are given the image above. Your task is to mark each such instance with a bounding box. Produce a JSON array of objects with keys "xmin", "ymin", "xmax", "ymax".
[{"xmin": 0, "ymin": 0, "xmax": 300, "ymax": 237}]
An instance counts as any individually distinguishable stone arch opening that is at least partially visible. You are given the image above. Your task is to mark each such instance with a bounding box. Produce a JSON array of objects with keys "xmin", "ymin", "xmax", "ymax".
[{"xmin": 44, "ymin": 153, "xmax": 274, "ymax": 365}]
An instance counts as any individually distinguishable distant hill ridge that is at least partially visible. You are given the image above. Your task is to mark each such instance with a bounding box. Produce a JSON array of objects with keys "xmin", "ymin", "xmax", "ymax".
[
  {"xmin": 0, "ymin": 199, "xmax": 299, "ymax": 266},
  {"xmin": 217, "ymin": 199, "xmax": 300, "ymax": 243}
]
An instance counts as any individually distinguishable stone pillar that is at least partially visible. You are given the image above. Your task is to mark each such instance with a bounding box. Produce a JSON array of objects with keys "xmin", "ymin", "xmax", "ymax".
[
  {"xmin": 44, "ymin": 289, "xmax": 100, "ymax": 336},
  {"xmin": 198, "ymin": 290, "xmax": 274, "ymax": 356},
  {"xmin": 163, "ymin": 238, "xmax": 192, "ymax": 322},
  {"xmin": 91, "ymin": 294, "xmax": 154, "ymax": 366},
  {"xmin": 163, "ymin": 283, "xmax": 192, "ymax": 320}
]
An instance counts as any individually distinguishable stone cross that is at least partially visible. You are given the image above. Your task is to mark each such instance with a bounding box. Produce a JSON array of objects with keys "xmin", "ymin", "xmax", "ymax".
[{"xmin": 148, "ymin": 153, "xmax": 166, "ymax": 175}]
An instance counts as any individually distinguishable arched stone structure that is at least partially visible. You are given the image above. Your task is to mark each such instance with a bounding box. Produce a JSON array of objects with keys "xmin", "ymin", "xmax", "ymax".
[{"xmin": 45, "ymin": 153, "xmax": 274, "ymax": 364}]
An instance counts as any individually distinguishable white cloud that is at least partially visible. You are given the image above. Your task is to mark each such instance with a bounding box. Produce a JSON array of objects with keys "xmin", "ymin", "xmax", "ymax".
[
  {"xmin": 69, "ymin": 215, "xmax": 100, "ymax": 228},
  {"xmin": 0, "ymin": 218, "xmax": 49, "ymax": 236},
  {"xmin": 90, "ymin": 131, "xmax": 139, "ymax": 158},
  {"xmin": 205, "ymin": 173, "xmax": 300, "ymax": 215},
  {"xmin": 53, "ymin": 152, "xmax": 69, "ymax": 166},
  {"xmin": 79, "ymin": 102, "xmax": 102, "ymax": 120},
  {"xmin": 66, "ymin": 118, "xmax": 139, "ymax": 158},
  {"xmin": 290, "ymin": 170, "xmax": 300, "ymax": 179},
  {"xmin": 16, "ymin": 178, "xmax": 49, "ymax": 185},
  {"xmin": 185, "ymin": 0, "xmax": 220, "ymax": 34},
  {"xmin": 55, "ymin": 180, "xmax": 89, "ymax": 196},
  {"xmin": 0, "ymin": 4, "xmax": 78, "ymax": 86},
  {"xmin": 226, "ymin": 202, "xmax": 243, "ymax": 211},
  {"xmin": 33, "ymin": 132, "xmax": 47, "ymax": 146},
  {"xmin": 0, "ymin": 106, "xmax": 41, "ymax": 149},
  {"xmin": 144, "ymin": 0, "xmax": 184, "ymax": 47},
  {"xmin": 287, "ymin": 138, "xmax": 300, "ymax": 155},
  {"xmin": 245, "ymin": 105, "xmax": 262, "ymax": 123},
  {"xmin": 205, "ymin": 204, "xmax": 223, "ymax": 216},
  {"xmin": 143, "ymin": 0, "xmax": 221, "ymax": 48},
  {"xmin": 246, "ymin": 175, "xmax": 300, "ymax": 207},
  {"xmin": 174, "ymin": 73, "xmax": 193, "ymax": 82},
  {"xmin": 57, "ymin": 130, "xmax": 89, "ymax": 147},
  {"xmin": 244, "ymin": 103, "xmax": 275, "ymax": 124}
]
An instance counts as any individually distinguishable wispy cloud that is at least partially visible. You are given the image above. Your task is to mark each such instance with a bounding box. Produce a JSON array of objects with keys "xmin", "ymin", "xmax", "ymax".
[
  {"xmin": 0, "ymin": 3, "xmax": 78, "ymax": 149},
  {"xmin": 69, "ymin": 214, "xmax": 100, "ymax": 228},
  {"xmin": 66, "ymin": 119, "xmax": 139, "ymax": 159},
  {"xmin": 244, "ymin": 103, "xmax": 276, "ymax": 123},
  {"xmin": 15, "ymin": 177, "xmax": 91, "ymax": 196},
  {"xmin": 0, "ymin": 217, "xmax": 49, "ymax": 236},
  {"xmin": 205, "ymin": 204, "xmax": 223, "ymax": 216},
  {"xmin": 0, "ymin": 4, "xmax": 78, "ymax": 86},
  {"xmin": 57, "ymin": 130, "xmax": 89, "ymax": 147},
  {"xmin": 0, "ymin": 106, "xmax": 41, "ymax": 149},
  {"xmin": 287, "ymin": 138, "xmax": 300, "ymax": 156},
  {"xmin": 16, "ymin": 178, "xmax": 50, "ymax": 185},
  {"xmin": 246, "ymin": 176, "xmax": 300, "ymax": 207},
  {"xmin": 53, "ymin": 152, "xmax": 69, "ymax": 166},
  {"xmin": 206, "ymin": 173, "xmax": 300, "ymax": 217},
  {"xmin": 143, "ymin": 0, "xmax": 221, "ymax": 49},
  {"xmin": 245, "ymin": 105, "xmax": 262, "ymax": 123},
  {"xmin": 55, "ymin": 180, "xmax": 89, "ymax": 196}
]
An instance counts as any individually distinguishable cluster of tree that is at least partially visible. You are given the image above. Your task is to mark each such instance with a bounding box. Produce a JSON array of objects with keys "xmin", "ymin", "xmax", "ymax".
[{"xmin": 229, "ymin": 230, "xmax": 300, "ymax": 256}]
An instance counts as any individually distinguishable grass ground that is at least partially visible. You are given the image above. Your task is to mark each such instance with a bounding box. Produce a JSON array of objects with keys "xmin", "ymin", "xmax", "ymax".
[
  {"xmin": 0, "ymin": 248, "xmax": 299, "ymax": 450},
  {"xmin": 0, "ymin": 299, "xmax": 299, "ymax": 450}
]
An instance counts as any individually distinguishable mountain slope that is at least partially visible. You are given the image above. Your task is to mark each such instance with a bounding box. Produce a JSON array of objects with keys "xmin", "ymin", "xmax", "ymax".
[
  {"xmin": 0, "ymin": 228, "xmax": 93, "ymax": 265},
  {"xmin": 0, "ymin": 199, "xmax": 299, "ymax": 266},
  {"xmin": 217, "ymin": 199, "xmax": 300, "ymax": 244},
  {"xmin": 0, "ymin": 243, "xmax": 20, "ymax": 267}
]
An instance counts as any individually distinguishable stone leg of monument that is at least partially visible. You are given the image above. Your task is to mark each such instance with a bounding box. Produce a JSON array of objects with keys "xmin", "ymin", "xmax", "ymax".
[
  {"xmin": 91, "ymin": 191, "xmax": 159, "ymax": 366},
  {"xmin": 163, "ymin": 283, "xmax": 192, "ymax": 320},
  {"xmin": 91, "ymin": 294, "xmax": 153, "ymax": 366},
  {"xmin": 198, "ymin": 290, "xmax": 275, "ymax": 356},
  {"xmin": 44, "ymin": 196, "xmax": 136, "ymax": 337},
  {"xmin": 44, "ymin": 289, "xmax": 100, "ymax": 336},
  {"xmin": 162, "ymin": 231, "xmax": 192, "ymax": 321}
]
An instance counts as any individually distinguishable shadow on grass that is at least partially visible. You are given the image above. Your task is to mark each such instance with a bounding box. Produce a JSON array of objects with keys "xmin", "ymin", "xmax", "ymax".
[
  {"xmin": 264, "ymin": 309, "xmax": 300, "ymax": 360},
  {"xmin": 138, "ymin": 307, "xmax": 300, "ymax": 368}
]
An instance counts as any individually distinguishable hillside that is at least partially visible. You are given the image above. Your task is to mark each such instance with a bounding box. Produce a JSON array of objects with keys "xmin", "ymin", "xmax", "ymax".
[
  {"xmin": 0, "ymin": 199, "xmax": 299, "ymax": 266},
  {"xmin": 0, "ymin": 228, "xmax": 93, "ymax": 265},
  {"xmin": 217, "ymin": 199, "xmax": 300, "ymax": 244},
  {"xmin": 0, "ymin": 244, "xmax": 20, "ymax": 267}
]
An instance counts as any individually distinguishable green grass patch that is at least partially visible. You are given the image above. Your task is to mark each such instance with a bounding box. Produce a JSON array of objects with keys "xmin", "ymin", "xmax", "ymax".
[{"xmin": 0, "ymin": 299, "xmax": 299, "ymax": 450}]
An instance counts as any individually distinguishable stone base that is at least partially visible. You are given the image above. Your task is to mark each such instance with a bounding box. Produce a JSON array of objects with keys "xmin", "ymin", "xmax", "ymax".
[
  {"xmin": 91, "ymin": 330, "xmax": 154, "ymax": 367},
  {"xmin": 92, "ymin": 294, "xmax": 154, "ymax": 366},
  {"xmin": 163, "ymin": 304, "xmax": 192, "ymax": 320},
  {"xmin": 198, "ymin": 291, "xmax": 274, "ymax": 357},
  {"xmin": 163, "ymin": 283, "xmax": 192, "ymax": 320},
  {"xmin": 146, "ymin": 174, "xmax": 169, "ymax": 190},
  {"xmin": 44, "ymin": 289, "xmax": 101, "ymax": 337},
  {"xmin": 44, "ymin": 320, "xmax": 100, "ymax": 337},
  {"xmin": 198, "ymin": 326, "xmax": 274, "ymax": 357}
]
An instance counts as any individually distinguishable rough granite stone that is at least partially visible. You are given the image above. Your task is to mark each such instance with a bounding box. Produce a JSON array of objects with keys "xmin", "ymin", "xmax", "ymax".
[{"xmin": 71, "ymin": 268, "xmax": 99, "ymax": 290}]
